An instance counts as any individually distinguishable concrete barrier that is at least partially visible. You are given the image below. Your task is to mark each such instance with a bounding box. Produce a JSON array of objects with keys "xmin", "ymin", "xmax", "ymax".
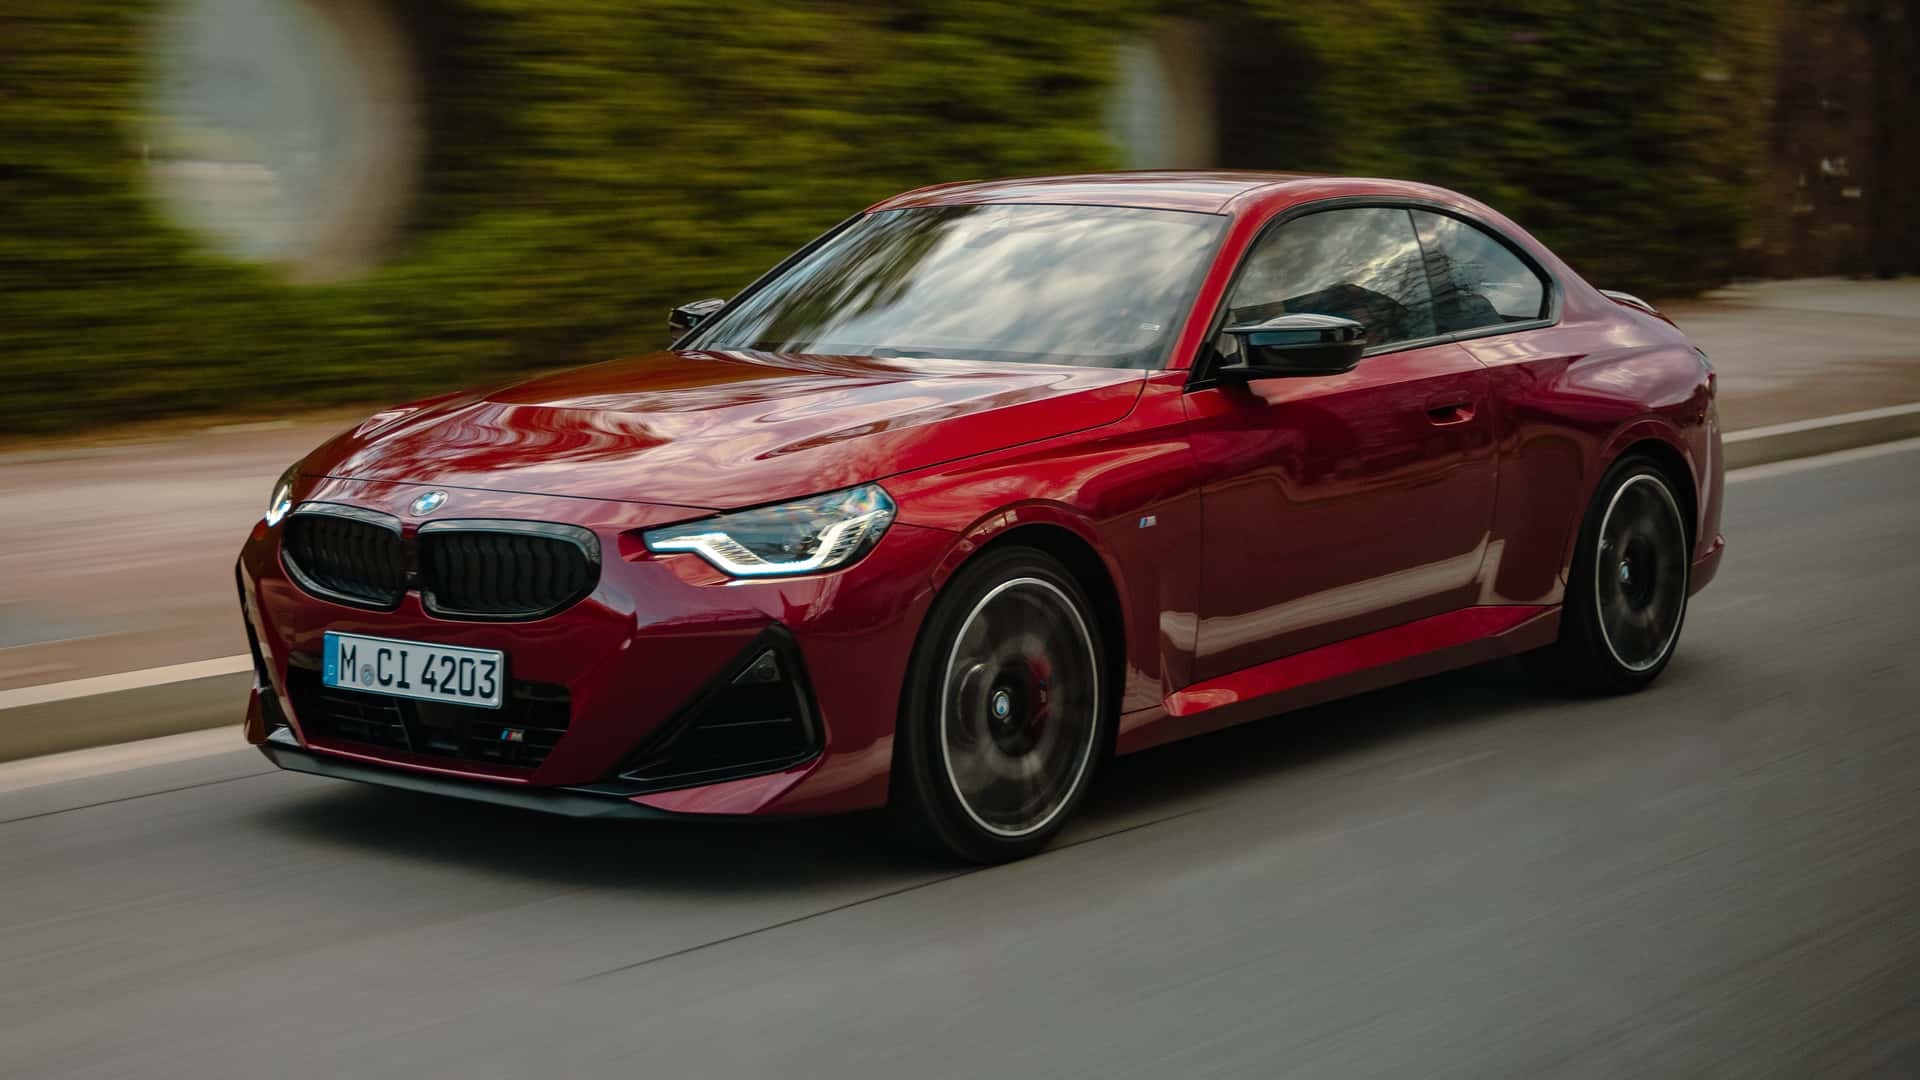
[
  {"xmin": 1723, "ymin": 402, "xmax": 1920, "ymax": 470},
  {"xmin": 0, "ymin": 671, "xmax": 250, "ymax": 764}
]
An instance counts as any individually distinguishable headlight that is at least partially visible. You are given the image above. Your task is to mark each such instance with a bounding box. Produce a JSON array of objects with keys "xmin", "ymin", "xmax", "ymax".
[
  {"xmin": 643, "ymin": 484, "xmax": 895, "ymax": 577},
  {"xmin": 264, "ymin": 464, "xmax": 298, "ymax": 527}
]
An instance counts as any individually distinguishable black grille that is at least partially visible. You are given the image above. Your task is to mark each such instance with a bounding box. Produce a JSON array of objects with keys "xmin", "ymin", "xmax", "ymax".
[
  {"xmin": 419, "ymin": 523, "xmax": 598, "ymax": 620},
  {"xmin": 286, "ymin": 664, "xmax": 571, "ymax": 771},
  {"xmin": 278, "ymin": 506, "xmax": 599, "ymax": 621},
  {"xmin": 284, "ymin": 507, "xmax": 406, "ymax": 609}
]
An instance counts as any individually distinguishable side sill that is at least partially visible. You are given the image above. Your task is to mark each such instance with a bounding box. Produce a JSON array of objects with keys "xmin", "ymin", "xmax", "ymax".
[{"xmin": 1119, "ymin": 605, "xmax": 1557, "ymax": 755}]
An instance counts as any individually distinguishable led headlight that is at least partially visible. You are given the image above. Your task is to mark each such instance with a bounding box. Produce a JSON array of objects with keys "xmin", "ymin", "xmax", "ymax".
[
  {"xmin": 264, "ymin": 464, "xmax": 298, "ymax": 527},
  {"xmin": 644, "ymin": 484, "xmax": 896, "ymax": 577}
]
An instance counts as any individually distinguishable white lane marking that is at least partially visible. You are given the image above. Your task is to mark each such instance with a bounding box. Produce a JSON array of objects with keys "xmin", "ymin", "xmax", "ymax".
[
  {"xmin": 1726, "ymin": 435, "xmax": 1920, "ymax": 483},
  {"xmin": 0, "ymin": 725, "xmax": 246, "ymax": 795},
  {"xmin": 0, "ymin": 655, "xmax": 251, "ymax": 711}
]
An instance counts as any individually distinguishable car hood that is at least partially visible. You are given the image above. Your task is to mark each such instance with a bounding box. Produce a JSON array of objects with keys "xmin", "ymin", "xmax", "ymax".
[{"xmin": 305, "ymin": 350, "xmax": 1146, "ymax": 510}]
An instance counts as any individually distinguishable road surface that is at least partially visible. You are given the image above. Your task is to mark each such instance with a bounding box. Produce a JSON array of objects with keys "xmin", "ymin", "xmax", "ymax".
[{"xmin": 3, "ymin": 442, "xmax": 1918, "ymax": 1078}]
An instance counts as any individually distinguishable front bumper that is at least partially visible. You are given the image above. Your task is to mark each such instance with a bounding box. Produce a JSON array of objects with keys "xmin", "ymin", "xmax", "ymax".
[{"xmin": 239, "ymin": 476, "xmax": 949, "ymax": 818}]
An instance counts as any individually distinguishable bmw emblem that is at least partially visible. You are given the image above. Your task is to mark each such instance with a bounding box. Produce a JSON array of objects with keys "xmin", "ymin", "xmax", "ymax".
[{"xmin": 411, "ymin": 490, "xmax": 448, "ymax": 516}]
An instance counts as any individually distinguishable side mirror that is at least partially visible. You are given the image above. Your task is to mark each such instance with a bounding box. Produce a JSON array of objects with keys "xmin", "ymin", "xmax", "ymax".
[
  {"xmin": 668, "ymin": 298, "xmax": 728, "ymax": 342},
  {"xmin": 1217, "ymin": 313, "xmax": 1366, "ymax": 380}
]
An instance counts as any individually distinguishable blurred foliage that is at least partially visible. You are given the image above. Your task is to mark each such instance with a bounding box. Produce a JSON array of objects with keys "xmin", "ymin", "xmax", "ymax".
[
  {"xmin": 1413, "ymin": 1, "xmax": 1778, "ymax": 294},
  {"xmin": 0, "ymin": 0, "xmax": 1775, "ymax": 434}
]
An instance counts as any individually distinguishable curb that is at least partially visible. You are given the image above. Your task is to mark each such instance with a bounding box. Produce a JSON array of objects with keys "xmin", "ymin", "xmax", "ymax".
[
  {"xmin": 0, "ymin": 671, "xmax": 250, "ymax": 765},
  {"xmin": 5, "ymin": 403, "xmax": 1920, "ymax": 766},
  {"xmin": 1722, "ymin": 402, "xmax": 1920, "ymax": 471}
]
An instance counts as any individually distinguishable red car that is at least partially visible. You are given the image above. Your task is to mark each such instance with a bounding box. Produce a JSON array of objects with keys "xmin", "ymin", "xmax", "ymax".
[{"xmin": 237, "ymin": 172, "xmax": 1724, "ymax": 862}]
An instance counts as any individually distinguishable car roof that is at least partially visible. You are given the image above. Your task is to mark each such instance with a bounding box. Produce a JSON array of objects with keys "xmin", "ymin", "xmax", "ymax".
[
  {"xmin": 859, "ymin": 171, "xmax": 1587, "ymax": 315},
  {"xmin": 869, "ymin": 170, "xmax": 1411, "ymax": 215}
]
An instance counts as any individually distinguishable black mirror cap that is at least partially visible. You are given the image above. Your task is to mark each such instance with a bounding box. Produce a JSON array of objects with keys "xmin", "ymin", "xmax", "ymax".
[
  {"xmin": 668, "ymin": 297, "xmax": 729, "ymax": 343},
  {"xmin": 1217, "ymin": 312, "xmax": 1367, "ymax": 380}
]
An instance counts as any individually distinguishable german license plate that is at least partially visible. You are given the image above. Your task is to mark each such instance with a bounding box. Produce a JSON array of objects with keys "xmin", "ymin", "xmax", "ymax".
[{"xmin": 322, "ymin": 631, "xmax": 504, "ymax": 710}]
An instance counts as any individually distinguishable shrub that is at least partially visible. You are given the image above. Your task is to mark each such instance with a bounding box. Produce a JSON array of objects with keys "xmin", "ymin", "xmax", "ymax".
[{"xmin": 0, "ymin": 0, "xmax": 1773, "ymax": 435}]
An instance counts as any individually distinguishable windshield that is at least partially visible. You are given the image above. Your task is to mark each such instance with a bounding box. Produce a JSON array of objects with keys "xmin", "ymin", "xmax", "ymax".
[{"xmin": 689, "ymin": 203, "xmax": 1228, "ymax": 368}]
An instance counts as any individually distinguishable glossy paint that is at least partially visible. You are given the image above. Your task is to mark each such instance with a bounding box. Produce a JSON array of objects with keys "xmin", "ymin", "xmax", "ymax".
[
  {"xmin": 1136, "ymin": 605, "xmax": 1559, "ymax": 753},
  {"xmin": 303, "ymin": 352, "xmax": 1147, "ymax": 511},
  {"xmin": 1182, "ymin": 339, "xmax": 1497, "ymax": 678},
  {"xmin": 239, "ymin": 475, "xmax": 945, "ymax": 815},
  {"xmin": 238, "ymin": 172, "xmax": 1725, "ymax": 820}
]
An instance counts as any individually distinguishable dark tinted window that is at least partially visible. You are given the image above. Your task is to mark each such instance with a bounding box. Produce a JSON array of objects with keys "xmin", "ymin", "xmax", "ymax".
[
  {"xmin": 1411, "ymin": 210, "xmax": 1549, "ymax": 332},
  {"xmin": 1219, "ymin": 207, "xmax": 1437, "ymax": 353},
  {"xmin": 690, "ymin": 204, "xmax": 1227, "ymax": 369}
]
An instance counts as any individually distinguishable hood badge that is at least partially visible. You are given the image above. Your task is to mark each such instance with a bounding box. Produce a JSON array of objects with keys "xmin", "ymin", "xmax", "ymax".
[{"xmin": 411, "ymin": 490, "xmax": 449, "ymax": 516}]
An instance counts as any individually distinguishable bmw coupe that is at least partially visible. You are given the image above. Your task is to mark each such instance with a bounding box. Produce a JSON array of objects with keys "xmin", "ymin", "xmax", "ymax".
[{"xmin": 236, "ymin": 172, "xmax": 1725, "ymax": 862}]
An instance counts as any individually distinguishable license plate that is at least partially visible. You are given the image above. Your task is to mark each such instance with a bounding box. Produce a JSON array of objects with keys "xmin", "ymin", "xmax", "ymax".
[{"xmin": 322, "ymin": 631, "xmax": 505, "ymax": 710}]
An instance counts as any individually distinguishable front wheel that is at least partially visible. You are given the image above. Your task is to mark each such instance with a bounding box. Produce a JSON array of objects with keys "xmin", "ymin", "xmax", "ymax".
[
  {"xmin": 894, "ymin": 547, "xmax": 1109, "ymax": 863},
  {"xmin": 1534, "ymin": 456, "xmax": 1691, "ymax": 694}
]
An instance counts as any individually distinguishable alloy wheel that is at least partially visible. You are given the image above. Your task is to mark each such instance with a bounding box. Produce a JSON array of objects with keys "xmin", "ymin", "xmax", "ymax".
[
  {"xmin": 1593, "ymin": 474, "xmax": 1688, "ymax": 672},
  {"xmin": 938, "ymin": 577, "xmax": 1100, "ymax": 838}
]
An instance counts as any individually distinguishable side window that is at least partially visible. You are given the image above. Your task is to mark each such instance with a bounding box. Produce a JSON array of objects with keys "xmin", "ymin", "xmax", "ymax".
[
  {"xmin": 1219, "ymin": 207, "xmax": 1437, "ymax": 356},
  {"xmin": 1411, "ymin": 210, "xmax": 1549, "ymax": 333}
]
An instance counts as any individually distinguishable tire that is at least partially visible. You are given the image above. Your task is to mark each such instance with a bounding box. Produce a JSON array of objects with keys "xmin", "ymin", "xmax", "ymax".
[
  {"xmin": 893, "ymin": 546, "xmax": 1110, "ymax": 863},
  {"xmin": 1532, "ymin": 455, "xmax": 1691, "ymax": 694}
]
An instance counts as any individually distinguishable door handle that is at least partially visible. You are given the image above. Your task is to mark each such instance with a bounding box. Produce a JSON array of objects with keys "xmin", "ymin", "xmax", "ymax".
[{"xmin": 1425, "ymin": 400, "xmax": 1475, "ymax": 426}]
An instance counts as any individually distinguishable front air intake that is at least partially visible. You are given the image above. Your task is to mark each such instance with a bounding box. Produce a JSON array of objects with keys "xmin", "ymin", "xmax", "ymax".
[
  {"xmin": 285, "ymin": 661, "xmax": 572, "ymax": 771},
  {"xmin": 616, "ymin": 628, "xmax": 821, "ymax": 792}
]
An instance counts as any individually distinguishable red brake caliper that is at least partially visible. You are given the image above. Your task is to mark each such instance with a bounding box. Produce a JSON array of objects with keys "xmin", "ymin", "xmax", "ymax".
[{"xmin": 1027, "ymin": 654, "xmax": 1053, "ymax": 740}]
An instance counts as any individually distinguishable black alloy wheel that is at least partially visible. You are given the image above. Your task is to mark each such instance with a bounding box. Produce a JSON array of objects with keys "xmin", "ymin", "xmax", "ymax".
[
  {"xmin": 895, "ymin": 547, "xmax": 1108, "ymax": 863},
  {"xmin": 1533, "ymin": 456, "xmax": 1692, "ymax": 694}
]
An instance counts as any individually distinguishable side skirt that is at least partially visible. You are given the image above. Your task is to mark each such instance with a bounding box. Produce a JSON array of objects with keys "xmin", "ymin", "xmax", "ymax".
[{"xmin": 1118, "ymin": 605, "xmax": 1558, "ymax": 755}]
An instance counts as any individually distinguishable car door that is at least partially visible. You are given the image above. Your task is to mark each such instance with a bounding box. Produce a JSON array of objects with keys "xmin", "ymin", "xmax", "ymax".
[
  {"xmin": 1183, "ymin": 205, "xmax": 1499, "ymax": 681},
  {"xmin": 1407, "ymin": 207, "xmax": 1569, "ymax": 608}
]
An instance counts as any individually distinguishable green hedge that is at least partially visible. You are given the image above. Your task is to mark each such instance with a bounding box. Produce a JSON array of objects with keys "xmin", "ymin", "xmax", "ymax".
[{"xmin": 0, "ymin": 1, "xmax": 1773, "ymax": 436}]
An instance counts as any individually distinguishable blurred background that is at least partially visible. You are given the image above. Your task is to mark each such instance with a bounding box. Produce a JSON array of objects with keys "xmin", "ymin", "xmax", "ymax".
[
  {"xmin": 2, "ymin": 0, "xmax": 1917, "ymax": 437},
  {"xmin": 6, "ymin": 0, "xmax": 1918, "ymax": 715},
  {"xmin": 4, "ymin": 4, "xmax": 1920, "ymax": 1076}
]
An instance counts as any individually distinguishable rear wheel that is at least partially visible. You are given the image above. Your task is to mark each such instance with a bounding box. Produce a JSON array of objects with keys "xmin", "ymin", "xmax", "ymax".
[
  {"xmin": 1535, "ymin": 457, "xmax": 1691, "ymax": 694},
  {"xmin": 894, "ymin": 547, "xmax": 1108, "ymax": 863}
]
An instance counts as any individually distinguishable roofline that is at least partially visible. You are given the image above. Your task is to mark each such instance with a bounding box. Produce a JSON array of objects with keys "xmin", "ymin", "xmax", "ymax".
[{"xmin": 867, "ymin": 170, "xmax": 1338, "ymax": 215}]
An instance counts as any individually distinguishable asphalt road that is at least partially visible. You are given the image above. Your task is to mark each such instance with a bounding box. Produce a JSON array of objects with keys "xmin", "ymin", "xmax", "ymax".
[{"xmin": 4, "ymin": 443, "xmax": 1918, "ymax": 1079}]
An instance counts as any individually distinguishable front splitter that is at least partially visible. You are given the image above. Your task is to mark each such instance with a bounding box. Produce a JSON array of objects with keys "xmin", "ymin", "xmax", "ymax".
[{"xmin": 258, "ymin": 728, "xmax": 689, "ymax": 821}]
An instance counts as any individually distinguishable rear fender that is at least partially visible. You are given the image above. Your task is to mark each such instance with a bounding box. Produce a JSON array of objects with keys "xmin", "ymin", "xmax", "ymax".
[{"xmin": 1562, "ymin": 416, "xmax": 1700, "ymax": 584}]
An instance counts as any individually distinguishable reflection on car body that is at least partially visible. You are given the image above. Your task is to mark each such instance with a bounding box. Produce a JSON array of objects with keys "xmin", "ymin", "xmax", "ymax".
[{"xmin": 237, "ymin": 171, "xmax": 1724, "ymax": 863}]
